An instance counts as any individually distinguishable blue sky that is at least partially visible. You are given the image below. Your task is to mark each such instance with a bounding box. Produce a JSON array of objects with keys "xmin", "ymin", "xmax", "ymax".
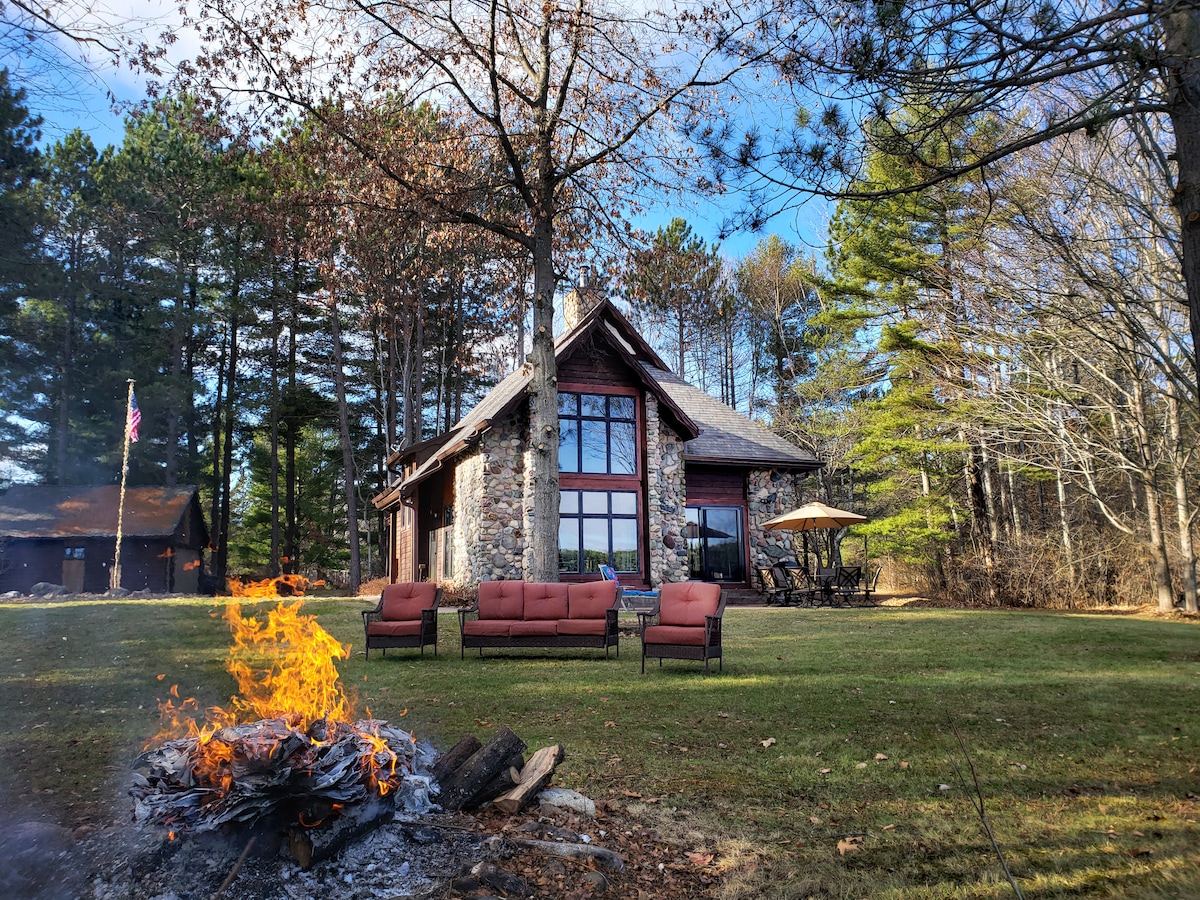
[{"xmin": 19, "ymin": 12, "xmax": 830, "ymax": 265}]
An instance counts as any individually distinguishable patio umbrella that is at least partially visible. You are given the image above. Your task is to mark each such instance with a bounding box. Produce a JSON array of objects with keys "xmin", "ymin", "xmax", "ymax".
[
  {"xmin": 762, "ymin": 501, "xmax": 868, "ymax": 570},
  {"xmin": 762, "ymin": 501, "xmax": 867, "ymax": 532}
]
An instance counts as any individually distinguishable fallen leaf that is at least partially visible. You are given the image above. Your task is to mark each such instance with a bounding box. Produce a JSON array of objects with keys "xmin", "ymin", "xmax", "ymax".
[
  {"xmin": 939, "ymin": 784, "xmax": 951, "ymax": 791},
  {"xmin": 1099, "ymin": 804, "xmax": 1110, "ymax": 815},
  {"xmin": 761, "ymin": 737, "xmax": 777, "ymax": 748},
  {"xmin": 881, "ymin": 824, "xmax": 895, "ymax": 831},
  {"xmin": 605, "ymin": 720, "xmax": 617, "ymax": 727},
  {"xmin": 900, "ymin": 761, "xmax": 909, "ymax": 769},
  {"xmin": 856, "ymin": 762, "xmax": 868, "ymax": 769},
  {"xmin": 837, "ymin": 836, "xmax": 863, "ymax": 855},
  {"xmin": 820, "ymin": 768, "xmax": 832, "ymax": 774},
  {"xmin": 809, "ymin": 816, "xmax": 823, "ymax": 824},
  {"xmin": 717, "ymin": 711, "xmax": 729, "ymax": 718},
  {"xmin": 398, "ymin": 708, "xmax": 408, "ymax": 717},
  {"xmin": 685, "ymin": 851, "xmax": 715, "ymax": 867},
  {"xmin": 875, "ymin": 753, "xmax": 888, "ymax": 761}
]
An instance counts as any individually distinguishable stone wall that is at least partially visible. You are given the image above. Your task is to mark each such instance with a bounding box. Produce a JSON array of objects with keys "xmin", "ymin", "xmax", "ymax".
[
  {"xmin": 645, "ymin": 395, "xmax": 689, "ymax": 585},
  {"xmin": 747, "ymin": 469, "xmax": 807, "ymax": 571},
  {"xmin": 453, "ymin": 412, "xmax": 528, "ymax": 584}
]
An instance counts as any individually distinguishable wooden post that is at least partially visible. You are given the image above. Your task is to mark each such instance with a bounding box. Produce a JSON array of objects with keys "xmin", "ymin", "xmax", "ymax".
[{"xmin": 112, "ymin": 379, "xmax": 135, "ymax": 590}]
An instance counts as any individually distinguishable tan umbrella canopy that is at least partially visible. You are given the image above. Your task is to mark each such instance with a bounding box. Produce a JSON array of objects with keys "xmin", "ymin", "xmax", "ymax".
[
  {"xmin": 762, "ymin": 501, "xmax": 867, "ymax": 531},
  {"xmin": 762, "ymin": 501, "xmax": 868, "ymax": 571}
]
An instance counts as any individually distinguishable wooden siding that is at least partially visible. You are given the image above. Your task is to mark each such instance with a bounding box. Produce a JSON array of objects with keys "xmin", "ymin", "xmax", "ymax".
[{"xmin": 686, "ymin": 466, "xmax": 747, "ymax": 507}]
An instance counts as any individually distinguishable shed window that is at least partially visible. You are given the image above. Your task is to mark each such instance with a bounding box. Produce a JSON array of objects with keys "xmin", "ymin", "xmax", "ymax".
[{"xmin": 64, "ymin": 546, "xmax": 85, "ymax": 560}]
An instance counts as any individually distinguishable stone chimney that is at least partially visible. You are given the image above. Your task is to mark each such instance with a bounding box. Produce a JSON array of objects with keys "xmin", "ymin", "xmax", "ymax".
[{"xmin": 562, "ymin": 265, "xmax": 605, "ymax": 332}]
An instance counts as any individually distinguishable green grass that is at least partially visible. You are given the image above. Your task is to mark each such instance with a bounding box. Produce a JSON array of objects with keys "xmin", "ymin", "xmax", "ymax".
[{"xmin": 2, "ymin": 599, "xmax": 1199, "ymax": 897}]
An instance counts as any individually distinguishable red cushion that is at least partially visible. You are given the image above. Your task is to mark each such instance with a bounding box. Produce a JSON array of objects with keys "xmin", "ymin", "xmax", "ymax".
[
  {"xmin": 556, "ymin": 619, "xmax": 606, "ymax": 636},
  {"xmin": 463, "ymin": 620, "xmax": 514, "ymax": 637},
  {"xmin": 367, "ymin": 621, "xmax": 423, "ymax": 637},
  {"xmin": 567, "ymin": 581, "xmax": 617, "ymax": 618},
  {"xmin": 510, "ymin": 620, "xmax": 558, "ymax": 636},
  {"xmin": 522, "ymin": 583, "xmax": 569, "ymax": 620},
  {"xmin": 658, "ymin": 582, "xmax": 720, "ymax": 627},
  {"xmin": 643, "ymin": 624, "xmax": 707, "ymax": 646},
  {"xmin": 380, "ymin": 582, "xmax": 438, "ymax": 621},
  {"xmin": 478, "ymin": 581, "xmax": 525, "ymax": 620}
]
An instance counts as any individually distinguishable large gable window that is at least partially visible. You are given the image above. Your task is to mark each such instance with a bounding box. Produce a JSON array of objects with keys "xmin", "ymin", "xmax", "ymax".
[
  {"xmin": 559, "ymin": 490, "xmax": 639, "ymax": 574},
  {"xmin": 558, "ymin": 392, "xmax": 636, "ymax": 475}
]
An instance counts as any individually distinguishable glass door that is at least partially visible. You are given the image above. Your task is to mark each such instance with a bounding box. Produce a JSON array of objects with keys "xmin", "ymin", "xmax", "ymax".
[{"xmin": 686, "ymin": 506, "xmax": 745, "ymax": 582}]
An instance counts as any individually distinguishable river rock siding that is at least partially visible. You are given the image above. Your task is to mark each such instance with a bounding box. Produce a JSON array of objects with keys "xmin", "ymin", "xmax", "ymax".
[
  {"xmin": 748, "ymin": 469, "xmax": 806, "ymax": 570},
  {"xmin": 646, "ymin": 394, "xmax": 689, "ymax": 586}
]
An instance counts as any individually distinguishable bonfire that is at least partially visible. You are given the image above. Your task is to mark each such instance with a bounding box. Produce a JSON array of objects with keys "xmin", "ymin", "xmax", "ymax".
[{"xmin": 130, "ymin": 587, "xmax": 433, "ymax": 865}]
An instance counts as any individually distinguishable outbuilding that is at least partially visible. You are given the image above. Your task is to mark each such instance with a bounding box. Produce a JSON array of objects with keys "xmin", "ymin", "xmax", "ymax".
[{"xmin": 0, "ymin": 484, "xmax": 209, "ymax": 594}]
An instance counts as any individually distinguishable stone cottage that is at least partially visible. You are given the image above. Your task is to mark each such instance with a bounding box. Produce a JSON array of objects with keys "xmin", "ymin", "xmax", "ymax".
[{"xmin": 372, "ymin": 290, "xmax": 821, "ymax": 591}]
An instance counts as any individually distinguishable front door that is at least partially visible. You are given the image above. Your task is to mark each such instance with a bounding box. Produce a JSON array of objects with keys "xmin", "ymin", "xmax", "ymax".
[{"xmin": 686, "ymin": 506, "xmax": 745, "ymax": 582}]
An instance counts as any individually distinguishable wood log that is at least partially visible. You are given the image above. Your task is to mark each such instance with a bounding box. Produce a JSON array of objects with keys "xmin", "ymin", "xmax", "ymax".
[
  {"xmin": 492, "ymin": 744, "xmax": 564, "ymax": 814},
  {"xmin": 437, "ymin": 726, "xmax": 527, "ymax": 812},
  {"xmin": 287, "ymin": 797, "xmax": 395, "ymax": 870},
  {"xmin": 430, "ymin": 734, "xmax": 483, "ymax": 785},
  {"xmin": 515, "ymin": 838, "xmax": 625, "ymax": 872},
  {"xmin": 470, "ymin": 751, "xmax": 527, "ymax": 808}
]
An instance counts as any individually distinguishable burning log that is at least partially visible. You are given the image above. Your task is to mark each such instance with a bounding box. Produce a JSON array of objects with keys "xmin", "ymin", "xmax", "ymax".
[
  {"xmin": 131, "ymin": 717, "xmax": 423, "ymax": 838},
  {"xmin": 288, "ymin": 796, "xmax": 396, "ymax": 870}
]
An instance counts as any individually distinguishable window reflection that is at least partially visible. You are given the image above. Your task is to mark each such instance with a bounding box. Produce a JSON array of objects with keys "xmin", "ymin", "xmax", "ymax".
[
  {"xmin": 558, "ymin": 489, "xmax": 640, "ymax": 574},
  {"xmin": 557, "ymin": 391, "xmax": 638, "ymax": 475}
]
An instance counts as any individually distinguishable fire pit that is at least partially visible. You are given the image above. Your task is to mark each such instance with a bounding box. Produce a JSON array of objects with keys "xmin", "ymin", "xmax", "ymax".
[{"xmin": 129, "ymin": 596, "xmax": 441, "ymax": 872}]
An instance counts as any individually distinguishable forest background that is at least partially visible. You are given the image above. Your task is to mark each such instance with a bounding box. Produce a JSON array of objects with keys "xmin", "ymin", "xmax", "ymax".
[{"xmin": 0, "ymin": 0, "xmax": 1196, "ymax": 611}]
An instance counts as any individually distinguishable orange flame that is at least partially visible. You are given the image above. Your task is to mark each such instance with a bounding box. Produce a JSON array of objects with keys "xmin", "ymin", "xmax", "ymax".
[
  {"xmin": 183, "ymin": 560, "xmax": 200, "ymax": 571},
  {"xmin": 150, "ymin": 598, "xmax": 409, "ymax": 823},
  {"xmin": 228, "ymin": 574, "xmax": 324, "ymax": 598}
]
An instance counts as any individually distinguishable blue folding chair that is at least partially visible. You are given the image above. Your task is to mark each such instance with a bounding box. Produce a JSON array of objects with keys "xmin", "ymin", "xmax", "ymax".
[{"xmin": 599, "ymin": 565, "xmax": 659, "ymax": 610}]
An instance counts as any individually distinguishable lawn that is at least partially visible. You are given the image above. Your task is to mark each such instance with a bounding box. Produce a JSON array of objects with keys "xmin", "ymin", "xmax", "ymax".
[{"xmin": 2, "ymin": 597, "xmax": 1198, "ymax": 898}]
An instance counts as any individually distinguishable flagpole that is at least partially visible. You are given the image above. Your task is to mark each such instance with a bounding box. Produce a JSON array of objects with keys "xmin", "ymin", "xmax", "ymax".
[{"xmin": 112, "ymin": 379, "xmax": 135, "ymax": 591}]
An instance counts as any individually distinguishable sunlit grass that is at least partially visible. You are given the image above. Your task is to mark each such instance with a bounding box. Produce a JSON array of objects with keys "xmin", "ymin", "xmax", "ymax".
[{"xmin": 1, "ymin": 599, "xmax": 1198, "ymax": 896}]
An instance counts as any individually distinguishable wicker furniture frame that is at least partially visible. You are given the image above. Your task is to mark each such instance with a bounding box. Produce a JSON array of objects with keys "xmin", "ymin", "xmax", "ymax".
[
  {"xmin": 638, "ymin": 582, "xmax": 726, "ymax": 673},
  {"xmin": 362, "ymin": 583, "xmax": 443, "ymax": 659}
]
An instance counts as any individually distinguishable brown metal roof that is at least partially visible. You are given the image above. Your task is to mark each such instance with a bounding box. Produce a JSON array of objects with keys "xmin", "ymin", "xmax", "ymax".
[{"xmin": 0, "ymin": 485, "xmax": 204, "ymax": 539}]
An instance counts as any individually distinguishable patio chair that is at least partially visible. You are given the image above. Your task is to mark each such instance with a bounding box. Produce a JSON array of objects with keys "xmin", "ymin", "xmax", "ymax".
[
  {"xmin": 862, "ymin": 564, "xmax": 883, "ymax": 605},
  {"xmin": 783, "ymin": 566, "xmax": 819, "ymax": 606},
  {"xmin": 638, "ymin": 581, "xmax": 725, "ymax": 673},
  {"xmin": 599, "ymin": 564, "xmax": 659, "ymax": 610},
  {"xmin": 362, "ymin": 582, "xmax": 442, "ymax": 659},
  {"xmin": 755, "ymin": 566, "xmax": 792, "ymax": 605},
  {"xmin": 833, "ymin": 565, "xmax": 863, "ymax": 606}
]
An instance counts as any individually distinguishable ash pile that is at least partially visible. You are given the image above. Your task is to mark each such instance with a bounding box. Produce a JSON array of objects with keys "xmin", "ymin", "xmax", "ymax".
[{"xmin": 85, "ymin": 723, "xmax": 619, "ymax": 899}]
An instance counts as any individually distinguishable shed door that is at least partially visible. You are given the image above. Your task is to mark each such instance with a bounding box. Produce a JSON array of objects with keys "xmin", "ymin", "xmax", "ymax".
[{"xmin": 62, "ymin": 546, "xmax": 85, "ymax": 593}]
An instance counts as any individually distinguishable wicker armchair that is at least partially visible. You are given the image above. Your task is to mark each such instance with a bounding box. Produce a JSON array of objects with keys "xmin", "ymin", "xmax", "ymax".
[
  {"xmin": 362, "ymin": 582, "xmax": 442, "ymax": 659},
  {"xmin": 638, "ymin": 582, "xmax": 725, "ymax": 673}
]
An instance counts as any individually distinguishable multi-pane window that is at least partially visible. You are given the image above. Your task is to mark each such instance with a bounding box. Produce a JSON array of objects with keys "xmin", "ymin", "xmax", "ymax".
[
  {"xmin": 558, "ymin": 393, "xmax": 636, "ymax": 475},
  {"xmin": 559, "ymin": 490, "xmax": 639, "ymax": 574}
]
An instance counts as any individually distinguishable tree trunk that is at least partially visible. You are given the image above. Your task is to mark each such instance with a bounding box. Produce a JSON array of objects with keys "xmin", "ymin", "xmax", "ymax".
[
  {"xmin": 1131, "ymin": 376, "xmax": 1176, "ymax": 611},
  {"xmin": 217, "ymin": 303, "xmax": 240, "ymax": 585},
  {"xmin": 269, "ymin": 268, "xmax": 282, "ymax": 577},
  {"xmin": 1165, "ymin": 8, "xmax": 1200, "ymax": 400},
  {"xmin": 327, "ymin": 289, "xmax": 361, "ymax": 594},
  {"xmin": 527, "ymin": 218, "xmax": 560, "ymax": 582}
]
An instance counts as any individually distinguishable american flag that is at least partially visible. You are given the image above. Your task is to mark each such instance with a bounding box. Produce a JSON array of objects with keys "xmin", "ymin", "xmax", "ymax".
[{"xmin": 129, "ymin": 390, "xmax": 142, "ymax": 443}]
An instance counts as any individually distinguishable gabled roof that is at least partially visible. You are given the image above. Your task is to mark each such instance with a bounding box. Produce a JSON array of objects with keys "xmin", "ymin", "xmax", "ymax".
[
  {"xmin": 0, "ymin": 485, "xmax": 206, "ymax": 540},
  {"xmin": 373, "ymin": 299, "xmax": 818, "ymax": 508},
  {"xmin": 643, "ymin": 366, "xmax": 820, "ymax": 469}
]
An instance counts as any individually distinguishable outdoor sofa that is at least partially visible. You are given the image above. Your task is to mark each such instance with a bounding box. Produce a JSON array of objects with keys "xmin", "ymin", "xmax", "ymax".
[{"xmin": 458, "ymin": 580, "xmax": 620, "ymax": 658}]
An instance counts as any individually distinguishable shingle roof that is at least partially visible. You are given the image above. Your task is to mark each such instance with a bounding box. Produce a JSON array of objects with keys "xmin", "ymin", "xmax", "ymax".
[
  {"xmin": 642, "ymin": 365, "xmax": 820, "ymax": 469},
  {"xmin": 0, "ymin": 485, "xmax": 203, "ymax": 539}
]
